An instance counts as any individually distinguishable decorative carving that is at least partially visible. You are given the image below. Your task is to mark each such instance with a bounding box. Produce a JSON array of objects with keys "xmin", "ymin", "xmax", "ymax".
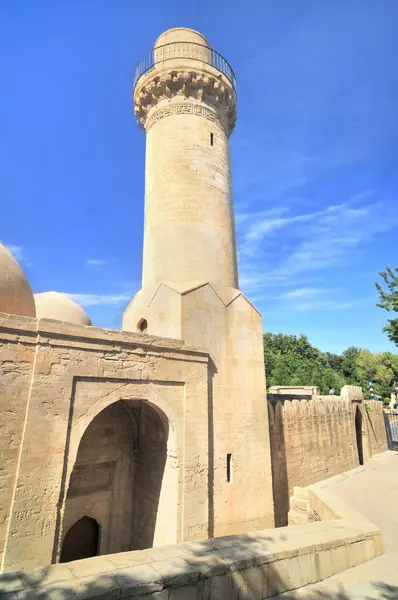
[
  {"xmin": 134, "ymin": 69, "xmax": 237, "ymax": 135},
  {"xmin": 146, "ymin": 103, "xmax": 225, "ymax": 134}
]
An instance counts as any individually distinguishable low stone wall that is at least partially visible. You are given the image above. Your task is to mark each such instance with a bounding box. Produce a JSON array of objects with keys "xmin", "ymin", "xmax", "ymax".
[
  {"xmin": 269, "ymin": 396, "xmax": 358, "ymax": 526},
  {"xmin": 268, "ymin": 390, "xmax": 388, "ymax": 527},
  {"xmin": 0, "ymin": 486, "xmax": 383, "ymax": 599},
  {"xmin": 366, "ymin": 401, "xmax": 389, "ymax": 456}
]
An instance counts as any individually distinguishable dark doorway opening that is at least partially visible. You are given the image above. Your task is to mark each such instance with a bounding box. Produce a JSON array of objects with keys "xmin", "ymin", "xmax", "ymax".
[
  {"xmin": 61, "ymin": 401, "xmax": 169, "ymax": 557},
  {"xmin": 60, "ymin": 516, "xmax": 99, "ymax": 563},
  {"xmin": 355, "ymin": 407, "xmax": 364, "ymax": 466}
]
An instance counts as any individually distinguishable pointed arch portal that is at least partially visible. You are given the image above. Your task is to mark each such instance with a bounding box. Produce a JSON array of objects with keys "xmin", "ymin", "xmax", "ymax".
[
  {"xmin": 60, "ymin": 400, "xmax": 170, "ymax": 558},
  {"xmin": 355, "ymin": 406, "xmax": 364, "ymax": 466}
]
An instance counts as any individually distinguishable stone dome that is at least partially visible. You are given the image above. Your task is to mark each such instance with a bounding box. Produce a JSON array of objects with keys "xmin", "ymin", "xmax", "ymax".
[
  {"xmin": 34, "ymin": 292, "xmax": 91, "ymax": 326},
  {"xmin": 0, "ymin": 243, "xmax": 36, "ymax": 317}
]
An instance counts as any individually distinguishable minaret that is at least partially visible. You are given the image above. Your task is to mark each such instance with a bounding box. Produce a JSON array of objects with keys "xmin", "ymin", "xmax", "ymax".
[
  {"xmin": 124, "ymin": 28, "xmax": 274, "ymax": 535},
  {"xmin": 134, "ymin": 28, "xmax": 238, "ymax": 291}
]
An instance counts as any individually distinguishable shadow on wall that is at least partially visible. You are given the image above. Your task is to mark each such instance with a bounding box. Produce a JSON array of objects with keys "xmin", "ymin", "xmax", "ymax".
[
  {"xmin": 207, "ymin": 358, "xmax": 217, "ymax": 539},
  {"xmin": 383, "ymin": 412, "xmax": 394, "ymax": 450},
  {"xmin": 1, "ymin": 539, "xmax": 397, "ymax": 600},
  {"xmin": 268, "ymin": 400, "xmax": 289, "ymax": 527}
]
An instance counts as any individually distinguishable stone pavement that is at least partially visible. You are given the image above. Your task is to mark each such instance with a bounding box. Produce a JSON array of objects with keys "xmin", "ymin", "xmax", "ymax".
[{"xmin": 275, "ymin": 450, "xmax": 398, "ymax": 599}]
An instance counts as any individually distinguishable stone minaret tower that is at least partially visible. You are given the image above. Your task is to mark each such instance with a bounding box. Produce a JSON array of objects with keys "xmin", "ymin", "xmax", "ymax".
[
  {"xmin": 134, "ymin": 27, "xmax": 238, "ymax": 291},
  {"xmin": 124, "ymin": 28, "xmax": 274, "ymax": 535}
]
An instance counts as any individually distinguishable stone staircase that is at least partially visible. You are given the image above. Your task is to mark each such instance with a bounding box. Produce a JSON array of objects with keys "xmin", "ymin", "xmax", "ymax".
[{"xmin": 288, "ymin": 486, "xmax": 321, "ymax": 525}]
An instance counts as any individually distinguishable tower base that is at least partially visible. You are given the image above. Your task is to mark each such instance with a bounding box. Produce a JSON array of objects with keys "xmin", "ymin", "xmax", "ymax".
[{"xmin": 123, "ymin": 281, "xmax": 275, "ymax": 535}]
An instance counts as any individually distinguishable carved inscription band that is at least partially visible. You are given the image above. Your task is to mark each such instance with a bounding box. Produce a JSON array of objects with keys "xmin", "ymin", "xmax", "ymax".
[{"xmin": 146, "ymin": 104, "xmax": 226, "ymax": 134}]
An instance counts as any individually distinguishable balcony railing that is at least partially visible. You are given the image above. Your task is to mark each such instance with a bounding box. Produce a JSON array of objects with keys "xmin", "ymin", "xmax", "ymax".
[{"xmin": 133, "ymin": 41, "xmax": 236, "ymax": 92}]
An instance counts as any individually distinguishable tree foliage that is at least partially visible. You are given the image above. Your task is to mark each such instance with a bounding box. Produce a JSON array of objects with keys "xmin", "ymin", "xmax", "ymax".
[
  {"xmin": 263, "ymin": 332, "xmax": 398, "ymax": 397},
  {"xmin": 376, "ymin": 267, "xmax": 398, "ymax": 346}
]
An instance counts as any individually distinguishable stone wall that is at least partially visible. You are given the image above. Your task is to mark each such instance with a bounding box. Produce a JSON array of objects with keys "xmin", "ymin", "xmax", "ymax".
[
  {"xmin": 0, "ymin": 312, "xmax": 210, "ymax": 572},
  {"xmin": 365, "ymin": 401, "xmax": 389, "ymax": 456},
  {"xmin": 268, "ymin": 391, "xmax": 388, "ymax": 527},
  {"xmin": 0, "ymin": 484, "xmax": 383, "ymax": 600},
  {"xmin": 0, "ymin": 314, "xmax": 36, "ymax": 569}
]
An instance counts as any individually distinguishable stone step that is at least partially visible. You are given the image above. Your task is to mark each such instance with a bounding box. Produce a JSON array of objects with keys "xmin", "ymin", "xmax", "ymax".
[
  {"xmin": 288, "ymin": 508, "xmax": 308, "ymax": 525},
  {"xmin": 290, "ymin": 495, "xmax": 310, "ymax": 513},
  {"xmin": 293, "ymin": 486, "xmax": 309, "ymax": 500}
]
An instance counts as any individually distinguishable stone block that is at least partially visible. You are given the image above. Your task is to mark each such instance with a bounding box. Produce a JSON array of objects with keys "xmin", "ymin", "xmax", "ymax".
[
  {"xmin": 16, "ymin": 581, "xmax": 76, "ymax": 600},
  {"xmin": 212, "ymin": 547, "xmax": 255, "ymax": 571},
  {"xmin": 287, "ymin": 552, "xmax": 317, "ymax": 589},
  {"xmin": 179, "ymin": 541, "xmax": 216, "ymax": 555},
  {"xmin": 169, "ymin": 583, "xmax": 202, "ymax": 600},
  {"xmin": 107, "ymin": 551, "xmax": 151, "ymax": 569},
  {"xmin": 203, "ymin": 574, "xmax": 237, "ymax": 600},
  {"xmin": 232, "ymin": 566, "xmax": 264, "ymax": 600},
  {"xmin": 349, "ymin": 540, "xmax": 366, "ymax": 568},
  {"xmin": 23, "ymin": 565, "xmax": 74, "ymax": 588},
  {"xmin": 112, "ymin": 564, "xmax": 163, "ymax": 597},
  {"xmin": 314, "ymin": 549, "xmax": 333, "ymax": 580},
  {"xmin": 151, "ymin": 558, "xmax": 200, "ymax": 588},
  {"xmin": 182, "ymin": 553, "xmax": 229, "ymax": 578},
  {"xmin": 66, "ymin": 557, "xmax": 116, "ymax": 578},
  {"xmin": 263, "ymin": 559, "xmax": 290, "ymax": 598},
  {"xmin": 329, "ymin": 544, "xmax": 349, "ymax": 574},
  {"xmin": 73, "ymin": 574, "xmax": 122, "ymax": 599},
  {"xmin": 0, "ymin": 574, "xmax": 25, "ymax": 594},
  {"xmin": 373, "ymin": 533, "xmax": 384, "ymax": 556},
  {"xmin": 145, "ymin": 546, "xmax": 188, "ymax": 562},
  {"xmin": 133, "ymin": 593, "xmax": 169, "ymax": 600}
]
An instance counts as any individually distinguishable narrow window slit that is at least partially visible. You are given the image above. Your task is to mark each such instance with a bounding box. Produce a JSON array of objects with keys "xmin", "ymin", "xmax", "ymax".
[
  {"xmin": 226, "ymin": 453, "xmax": 232, "ymax": 483},
  {"xmin": 210, "ymin": 132, "xmax": 214, "ymax": 146}
]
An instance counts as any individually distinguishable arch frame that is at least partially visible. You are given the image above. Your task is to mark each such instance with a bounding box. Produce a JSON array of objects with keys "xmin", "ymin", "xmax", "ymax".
[
  {"xmin": 54, "ymin": 378, "xmax": 186, "ymax": 562},
  {"xmin": 1, "ymin": 322, "xmax": 210, "ymax": 573}
]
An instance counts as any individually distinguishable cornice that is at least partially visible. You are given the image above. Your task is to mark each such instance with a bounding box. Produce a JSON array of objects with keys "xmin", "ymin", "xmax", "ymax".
[{"xmin": 134, "ymin": 69, "xmax": 237, "ymax": 135}]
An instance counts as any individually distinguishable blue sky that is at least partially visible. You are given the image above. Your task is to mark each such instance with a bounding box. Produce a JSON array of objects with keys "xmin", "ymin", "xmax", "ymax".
[{"xmin": 1, "ymin": 0, "xmax": 397, "ymax": 354}]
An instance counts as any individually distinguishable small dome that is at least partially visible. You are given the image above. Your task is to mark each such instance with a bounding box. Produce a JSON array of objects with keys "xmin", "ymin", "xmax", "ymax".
[
  {"xmin": 34, "ymin": 292, "xmax": 91, "ymax": 326},
  {"xmin": 0, "ymin": 243, "xmax": 36, "ymax": 317}
]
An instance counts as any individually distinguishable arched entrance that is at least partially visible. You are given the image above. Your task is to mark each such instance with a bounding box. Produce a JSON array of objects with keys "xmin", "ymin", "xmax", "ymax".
[
  {"xmin": 355, "ymin": 406, "xmax": 364, "ymax": 466},
  {"xmin": 60, "ymin": 517, "xmax": 99, "ymax": 563},
  {"xmin": 61, "ymin": 400, "xmax": 168, "ymax": 557}
]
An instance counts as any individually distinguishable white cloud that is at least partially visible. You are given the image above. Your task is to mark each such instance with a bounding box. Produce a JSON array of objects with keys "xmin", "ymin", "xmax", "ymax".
[
  {"xmin": 292, "ymin": 298, "xmax": 370, "ymax": 312},
  {"xmin": 237, "ymin": 194, "xmax": 398, "ymax": 299},
  {"xmin": 86, "ymin": 259, "xmax": 107, "ymax": 267},
  {"xmin": 280, "ymin": 287, "xmax": 327, "ymax": 299},
  {"xmin": 66, "ymin": 293, "xmax": 130, "ymax": 307}
]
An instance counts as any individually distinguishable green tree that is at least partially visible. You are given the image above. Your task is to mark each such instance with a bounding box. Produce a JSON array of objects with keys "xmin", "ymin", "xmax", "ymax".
[
  {"xmin": 340, "ymin": 346, "xmax": 361, "ymax": 383},
  {"xmin": 263, "ymin": 333, "xmax": 397, "ymax": 398},
  {"xmin": 376, "ymin": 267, "xmax": 398, "ymax": 346},
  {"xmin": 264, "ymin": 333, "xmax": 346, "ymax": 394}
]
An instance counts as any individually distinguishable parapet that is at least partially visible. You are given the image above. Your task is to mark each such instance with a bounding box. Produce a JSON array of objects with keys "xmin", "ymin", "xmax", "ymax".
[{"xmin": 0, "ymin": 485, "xmax": 382, "ymax": 598}]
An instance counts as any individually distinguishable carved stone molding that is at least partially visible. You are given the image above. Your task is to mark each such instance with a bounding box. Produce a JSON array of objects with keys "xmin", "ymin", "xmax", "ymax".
[
  {"xmin": 146, "ymin": 103, "xmax": 225, "ymax": 134},
  {"xmin": 134, "ymin": 69, "xmax": 237, "ymax": 135}
]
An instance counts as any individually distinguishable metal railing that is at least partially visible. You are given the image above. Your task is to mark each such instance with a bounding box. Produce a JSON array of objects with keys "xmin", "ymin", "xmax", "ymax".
[
  {"xmin": 385, "ymin": 409, "xmax": 398, "ymax": 450},
  {"xmin": 133, "ymin": 41, "xmax": 236, "ymax": 92}
]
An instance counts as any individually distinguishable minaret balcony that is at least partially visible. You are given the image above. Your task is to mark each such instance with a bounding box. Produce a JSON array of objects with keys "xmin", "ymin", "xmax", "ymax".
[{"xmin": 133, "ymin": 41, "xmax": 236, "ymax": 93}]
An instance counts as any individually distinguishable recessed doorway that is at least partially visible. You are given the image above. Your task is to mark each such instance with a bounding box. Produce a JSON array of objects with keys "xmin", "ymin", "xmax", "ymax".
[
  {"xmin": 60, "ymin": 516, "xmax": 99, "ymax": 563},
  {"xmin": 355, "ymin": 406, "xmax": 364, "ymax": 466}
]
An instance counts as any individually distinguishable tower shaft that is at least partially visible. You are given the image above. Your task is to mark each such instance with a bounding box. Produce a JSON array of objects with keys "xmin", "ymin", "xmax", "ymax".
[
  {"xmin": 133, "ymin": 28, "xmax": 238, "ymax": 289},
  {"xmin": 143, "ymin": 103, "xmax": 238, "ymax": 289}
]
